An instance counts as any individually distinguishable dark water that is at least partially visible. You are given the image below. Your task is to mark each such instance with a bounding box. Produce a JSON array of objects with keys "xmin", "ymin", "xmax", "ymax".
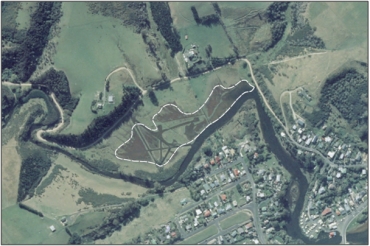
[{"xmin": 347, "ymin": 230, "xmax": 369, "ymax": 244}]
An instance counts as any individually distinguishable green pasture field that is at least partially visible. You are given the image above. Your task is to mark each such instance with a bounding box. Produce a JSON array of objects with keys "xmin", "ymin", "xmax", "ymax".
[
  {"xmin": 95, "ymin": 188, "xmax": 191, "ymax": 244},
  {"xmin": 179, "ymin": 224, "xmax": 218, "ymax": 244},
  {"xmin": 54, "ymin": 2, "xmax": 160, "ymax": 135},
  {"xmin": 308, "ymin": 2, "xmax": 367, "ymax": 50},
  {"xmin": 219, "ymin": 211, "xmax": 252, "ymax": 230},
  {"xmin": 2, "ymin": 205, "xmax": 69, "ymax": 244},
  {"xmin": 169, "ymin": 2, "xmax": 234, "ymax": 59},
  {"xmin": 68, "ymin": 211, "xmax": 108, "ymax": 236}
]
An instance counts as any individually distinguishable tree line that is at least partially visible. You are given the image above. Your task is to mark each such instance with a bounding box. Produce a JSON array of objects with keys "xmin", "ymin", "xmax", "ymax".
[
  {"xmin": 263, "ymin": 2, "xmax": 290, "ymax": 51},
  {"xmin": 2, "ymin": 2, "xmax": 62, "ymax": 82},
  {"xmin": 190, "ymin": 6, "xmax": 220, "ymax": 26},
  {"xmin": 43, "ymin": 86, "xmax": 142, "ymax": 148},
  {"xmin": 17, "ymin": 151, "xmax": 52, "ymax": 201},
  {"xmin": 149, "ymin": 2, "xmax": 182, "ymax": 56}
]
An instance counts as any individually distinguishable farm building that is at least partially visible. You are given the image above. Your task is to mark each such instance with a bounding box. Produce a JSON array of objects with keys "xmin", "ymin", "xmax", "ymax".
[
  {"xmin": 49, "ymin": 225, "xmax": 56, "ymax": 232},
  {"xmin": 108, "ymin": 95, "xmax": 114, "ymax": 103}
]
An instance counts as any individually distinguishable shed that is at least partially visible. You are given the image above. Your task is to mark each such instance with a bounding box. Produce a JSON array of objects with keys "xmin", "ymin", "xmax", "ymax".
[
  {"xmin": 49, "ymin": 225, "xmax": 56, "ymax": 232},
  {"xmin": 108, "ymin": 95, "xmax": 114, "ymax": 103}
]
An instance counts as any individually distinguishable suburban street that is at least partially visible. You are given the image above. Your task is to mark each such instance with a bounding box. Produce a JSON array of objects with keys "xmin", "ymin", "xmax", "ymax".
[{"xmin": 174, "ymin": 156, "xmax": 267, "ymax": 244}]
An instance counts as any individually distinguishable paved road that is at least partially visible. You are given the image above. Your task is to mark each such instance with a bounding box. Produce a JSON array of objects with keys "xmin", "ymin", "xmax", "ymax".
[
  {"xmin": 339, "ymin": 202, "xmax": 368, "ymax": 244},
  {"xmin": 176, "ymin": 156, "xmax": 266, "ymax": 244}
]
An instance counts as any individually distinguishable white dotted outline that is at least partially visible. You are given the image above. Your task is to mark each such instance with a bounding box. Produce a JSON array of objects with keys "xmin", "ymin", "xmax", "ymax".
[{"xmin": 114, "ymin": 79, "xmax": 255, "ymax": 166}]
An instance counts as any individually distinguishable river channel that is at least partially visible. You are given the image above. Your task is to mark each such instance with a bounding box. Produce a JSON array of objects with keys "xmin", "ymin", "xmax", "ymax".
[{"xmin": 160, "ymin": 87, "xmax": 341, "ymax": 244}]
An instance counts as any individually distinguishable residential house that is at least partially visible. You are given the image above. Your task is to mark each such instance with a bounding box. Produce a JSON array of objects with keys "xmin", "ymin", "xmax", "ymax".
[
  {"xmin": 297, "ymin": 119, "xmax": 305, "ymax": 127},
  {"xmin": 321, "ymin": 207, "xmax": 332, "ymax": 216},
  {"xmin": 233, "ymin": 169, "xmax": 240, "ymax": 178},
  {"xmin": 220, "ymin": 194, "xmax": 227, "ymax": 202},
  {"xmin": 232, "ymin": 200, "xmax": 238, "ymax": 207},
  {"xmin": 204, "ymin": 210, "xmax": 211, "ymax": 217},
  {"xmin": 237, "ymin": 228, "xmax": 245, "ymax": 235},
  {"xmin": 225, "ymin": 204, "xmax": 232, "ymax": 211}
]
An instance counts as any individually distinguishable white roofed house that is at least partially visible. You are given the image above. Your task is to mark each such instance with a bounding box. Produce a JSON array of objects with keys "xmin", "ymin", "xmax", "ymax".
[{"xmin": 108, "ymin": 95, "xmax": 114, "ymax": 104}]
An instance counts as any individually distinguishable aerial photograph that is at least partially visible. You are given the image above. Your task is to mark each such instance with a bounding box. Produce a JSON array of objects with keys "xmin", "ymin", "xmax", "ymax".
[{"xmin": 1, "ymin": 1, "xmax": 368, "ymax": 245}]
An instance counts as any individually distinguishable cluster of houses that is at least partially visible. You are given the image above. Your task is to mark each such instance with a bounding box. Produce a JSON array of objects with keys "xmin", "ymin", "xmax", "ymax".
[
  {"xmin": 285, "ymin": 119, "xmax": 367, "ymax": 165},
  {"xmin": 300, "ymin": 175, "xmax": 368, "ymax": 238},
  {"xmin": 142, "ymin": 222, "xmax": 179, "ymax": 244},
  {"xmin": 207, "ymin": 222, "xmax": 258, "ymax": 244}
]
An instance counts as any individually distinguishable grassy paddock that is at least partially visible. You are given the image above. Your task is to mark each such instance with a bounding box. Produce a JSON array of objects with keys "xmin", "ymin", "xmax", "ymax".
[
  {"xmin": 68, "ymin": 211, "xmax": 108, "ymax": 236},
  {"xmin": 95, "ymin": 188, "xmax": 191, "ymax": 244},
  {"xmin": 24, "ymin": 153, "xmax": 147, "ymax": 217},
  {"xmin": 2, "ymin": 205, "xmax": 69, "ymax": 244},
  {"xmin": 219, "ymin": 210, "xmax": 252, "ymax": 230},
  {"xmin": 179, "ymin": 224, "xmax": 218, "ymax": 244}
]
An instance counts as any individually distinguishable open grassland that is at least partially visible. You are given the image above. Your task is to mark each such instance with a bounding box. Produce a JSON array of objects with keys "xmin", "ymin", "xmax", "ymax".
[
  {"xmin": 218, "ymin": 2, "xmax": 270, "ymax": 55},
  {"xmin": 219, "ymin": 210, "xmax": 252, "ymax": 230},
  {"xmin": 2, "ymin": 205, "xmax": 69, "ymax": 244},
  {"xmin": 55, "ymin": 2, "xmax": 160, "ymax": 135},
  {"xmin": 307, "ymin": 2, "xmax": 367, "ymax": 50},
  {"xmin": 95, "ymin": 188, "xmax": 191, "ymax": 244},
  {"xmin": 261, "ymin": 41, "xmax": 367, "ymax": 105},
  {"xmin": 179, "ymin": 225, "xmax": 218, "ymax": 244},
  {"xmin": 24, "ymin": 153, "xmax": 147, "ymax": 217},
  {"xmin": 1, "ymin": 137, "xmax": 22, "ymax": 209},
  {"xmin": 68, "ymin": 211, "xmax": 108, "ymax": 236}
]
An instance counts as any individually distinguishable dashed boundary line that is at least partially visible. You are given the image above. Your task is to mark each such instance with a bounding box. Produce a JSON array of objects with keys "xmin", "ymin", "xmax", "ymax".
[{"xmin": 114, "ymin": 79, "xmax": 255, "ymax": 167}]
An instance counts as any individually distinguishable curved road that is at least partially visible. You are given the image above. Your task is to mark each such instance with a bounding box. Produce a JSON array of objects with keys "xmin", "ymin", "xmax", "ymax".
[
  {"xmin": 241, "ymin": 58, "xmax": 366, "ymax": 169},
  {"xmin": 340, "ymin": 203, "xmax": 368, "ymax": 244}
]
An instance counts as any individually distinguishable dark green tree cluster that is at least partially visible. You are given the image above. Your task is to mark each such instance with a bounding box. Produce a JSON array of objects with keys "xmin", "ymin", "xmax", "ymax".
[
  {"xmin": 287, "ymin": 25, "xmax": 325, "ymax": 49},
  {"xmin": 2, "ymin": 2, "xmax": 62, "ymax": 82},
  {"xmin": 43, "ymin": 86, "xmax": 141, "ymax": 148},
  {"xmin": 202, "ymin": 146, "xmax": 213, "ymax": 157},
  {"xmin": 263, "ymin": 2, "xmax": 290, "ymax": 51},
  {"xmin": 82, "ymin": 201, "xmax": 142, "ymax": 240},
  {"xmin": 265, "ymin": 2, "xmax": 290, "ymax": 22},
  {"xmin": 148, "ymin": 89, "xmax": 159, "ymax": 106},
  {"xmin": 305, "ymin": 69, "xmax": 368, "ymax": 126},
  {"xmin": 212, "ymin": 3, "xmax": 221, "ymax": 15},
  {"xmin": 150, "ymin": 2, "xmax": 182, "ymax": 56},
  {"xmin": 18, "ymin": 203, "xmax": 44, "ymax": 217},
  {"xmin": 31, "ymin": 68, "xmax": 79, "ymax": 111},
  {"xmin": 17, "ymin": 151, "xmax": 52, "ymax": 201},
  {"xmin": 191, "ymin": 6, "xmax": 220, "ymax": 26},
  {"xmin": 211, "ymin": 56, "xmax": 236, "ymax": 68}
]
